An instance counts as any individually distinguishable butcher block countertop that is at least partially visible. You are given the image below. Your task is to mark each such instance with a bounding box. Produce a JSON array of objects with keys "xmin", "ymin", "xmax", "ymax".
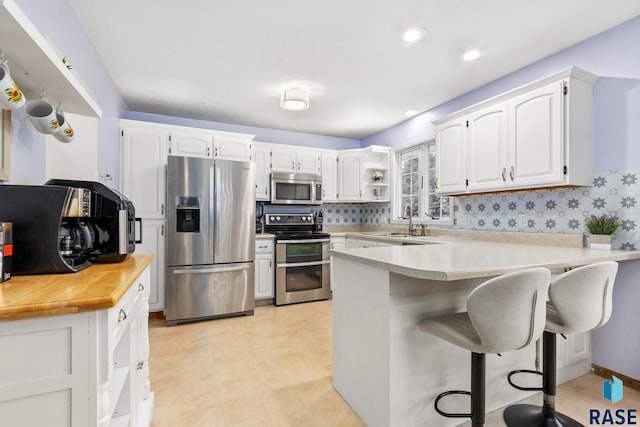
[{"xmin": 0, "ymin": 254, "xmax": 153, "ymax": 321}]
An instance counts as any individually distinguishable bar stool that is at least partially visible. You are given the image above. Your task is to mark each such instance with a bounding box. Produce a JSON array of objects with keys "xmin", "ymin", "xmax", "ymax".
[
  {"xmin": 504, "ymin": 261, "xmax": 619, "ymax": 427},
  {"xmin": 418, "ymin": 268, "xmax": 551, "ymax": 427}
]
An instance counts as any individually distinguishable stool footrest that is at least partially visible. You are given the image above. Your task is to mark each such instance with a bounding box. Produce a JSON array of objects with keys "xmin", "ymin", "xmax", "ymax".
[
  {"xmin": 507, "ymin": 369, "xmax": 543, "ymax": 391},
  {"xmin": 434, "ymin": 390, "xmax": 472, "ymax": 418}
]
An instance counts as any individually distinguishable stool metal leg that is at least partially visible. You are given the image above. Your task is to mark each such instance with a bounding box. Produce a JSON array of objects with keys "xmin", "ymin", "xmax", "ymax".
[
  {"xmin": 471, "ymin": 352, "xmax": 485, "ymax": 427},
  {"xmin": 503, "ymin": 331, "xmax": 583, "ymax": 427}
]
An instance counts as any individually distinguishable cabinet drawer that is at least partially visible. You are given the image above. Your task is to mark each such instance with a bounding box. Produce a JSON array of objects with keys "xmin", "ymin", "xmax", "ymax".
[
  {"xmin": 255, "ymin": 240, "xmax": 274, "ymax": 254},
  {"xmin": 108, "ymin": 290, "xmax": 132, "ymax": 349}
]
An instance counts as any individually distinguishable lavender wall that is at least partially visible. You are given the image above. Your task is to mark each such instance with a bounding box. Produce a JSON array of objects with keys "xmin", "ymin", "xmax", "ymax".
[
  {"xmin": 127, "ymin": 111, "xmax": 360, "ymax": 150},
  {"xmin": 11, "ymin": 0, "xmax": 128, "ymax": 186}
]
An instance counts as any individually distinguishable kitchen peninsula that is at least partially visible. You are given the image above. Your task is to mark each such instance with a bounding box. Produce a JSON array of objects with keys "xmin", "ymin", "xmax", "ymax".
[
  {"xmin": 0, "ymin": 254, "xmax": 154, "ymax": 427},
  {"xmin": 330, "ymin": 238, "xmax": 640, "ymax": 427}
]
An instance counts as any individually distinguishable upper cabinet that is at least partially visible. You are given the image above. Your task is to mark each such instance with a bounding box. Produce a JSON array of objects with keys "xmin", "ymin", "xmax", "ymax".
[
  {"xmin": 337, "ymin": 150, "xmax": 363, "ymax": 202},
  {"xmin": 0, "ymin": 0, "xmax": 101, "ymax": 117},
  {"xmin": 252, "ymin": 142, "xmax": 271, "ymax": 201},
  {"xmin": 169, "ymin": 128, "xmax": 252, "ymax": 161},
  {"xmin": 121, "ymin": 121, "xmax": 169, "ymax": 219},
  {"xmin": 336, "ymin": 146, "xmax": 390, "ymax": 203},
  {"xmin": 271, "ymin": 146, "xmax": 321, "ymax": 174},
  {"xmin": 321, "ymin": 151, "xmax": 338, "ymax": 202},
  {"xmin": 434, "ymin": 67, "xmax": 597, "ymax": 195}
]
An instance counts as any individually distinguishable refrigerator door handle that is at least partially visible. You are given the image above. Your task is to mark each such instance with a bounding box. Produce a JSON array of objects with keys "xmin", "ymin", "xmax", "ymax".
[
  {"xmin": 172, "ymin": 264, "xmax": 251, "ymax": 275},
  {"xmin": 209, "ymin": 165, "xmax": 215, "ymax": 259}
]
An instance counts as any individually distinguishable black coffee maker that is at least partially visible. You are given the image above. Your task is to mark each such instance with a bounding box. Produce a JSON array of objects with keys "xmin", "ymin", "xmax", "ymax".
[{"xmin": 0, "ymin": 182, "xmax": 141, "ymax": 274}]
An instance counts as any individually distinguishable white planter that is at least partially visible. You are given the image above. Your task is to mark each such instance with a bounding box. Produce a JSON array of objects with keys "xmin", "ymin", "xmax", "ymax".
[{"xmin": 590, "ymin": 234, "xmax": 612, "ymax": 250}]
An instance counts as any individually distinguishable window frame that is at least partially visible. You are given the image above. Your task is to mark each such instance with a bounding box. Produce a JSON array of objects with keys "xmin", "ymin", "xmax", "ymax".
[{"xmin": 392, "ymin": 137, "xmax": 454, "ymax": 226}]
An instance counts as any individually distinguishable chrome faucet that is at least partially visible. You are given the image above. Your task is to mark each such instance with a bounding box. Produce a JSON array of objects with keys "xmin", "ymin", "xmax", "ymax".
[{"xmin": 403, "ymin": 204, "xmax": 413, "ymax": 236}]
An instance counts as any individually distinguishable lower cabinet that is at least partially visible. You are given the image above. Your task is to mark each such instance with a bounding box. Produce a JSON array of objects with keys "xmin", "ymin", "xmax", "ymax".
[
  {"xmin": 0, "ymin": 266, "xmax": 154, "ymax": 427},
  {"xmin": 137, "ymin": 219, "xmax": 165, "ymax": 312},
  {"xmin": 255, "ymin": 239, "xmax": 274, "ymax": 300}
]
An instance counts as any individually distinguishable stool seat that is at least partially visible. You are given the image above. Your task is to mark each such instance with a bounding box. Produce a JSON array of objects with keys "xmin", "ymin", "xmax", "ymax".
[
  {"xmin": 419, "ymin": 268, "xmax": 551, "ymax": 426},
  {"xmin": 504, "ymin": 261, "xmax": 619, "ymax": 427}
]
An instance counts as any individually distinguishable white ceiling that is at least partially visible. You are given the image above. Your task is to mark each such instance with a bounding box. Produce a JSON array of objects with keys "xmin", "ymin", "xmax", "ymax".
[{"xmin": 68, "ymin": 0, "xmax": 640, "ymax": 140}]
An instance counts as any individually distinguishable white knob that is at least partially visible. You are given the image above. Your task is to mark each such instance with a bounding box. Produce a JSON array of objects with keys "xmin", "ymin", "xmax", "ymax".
[
  {"xmin": 276, "ymin": 216, "xmax": 280, "ymax": 221},
  {"xmin": 270, "ymin": 216, "xmax": 275, "ymax": 221},
  {"xmin": 302, "ymin": 217, "xmax": 307, "ymax": 221}
]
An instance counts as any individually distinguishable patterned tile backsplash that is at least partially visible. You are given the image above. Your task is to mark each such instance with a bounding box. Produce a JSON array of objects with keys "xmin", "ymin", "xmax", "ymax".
[{"xmin": 321, "ymin": 168, "xmax": 640, "ymax": 250}]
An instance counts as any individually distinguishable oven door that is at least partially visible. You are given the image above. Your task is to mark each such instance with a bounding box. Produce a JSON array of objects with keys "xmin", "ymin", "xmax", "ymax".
[{"xmin": 275, "ymin": 239, "xmax": 330, "ymax": 305}]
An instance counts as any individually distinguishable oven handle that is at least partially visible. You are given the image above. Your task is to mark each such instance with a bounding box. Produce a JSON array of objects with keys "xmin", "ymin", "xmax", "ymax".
[
  {"xmin": 276, "ymin": 260, "xmax": 331, "ymax": 268},
  {"xmin": 276, "ymin": 238, "xmax": 331, "ymax": 244}
]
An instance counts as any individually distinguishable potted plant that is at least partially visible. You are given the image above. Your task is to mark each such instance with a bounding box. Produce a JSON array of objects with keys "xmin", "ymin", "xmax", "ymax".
[
  {"xmin": 372, "ymin": 171, "xmax": 384, "ymax": 182},
  {"xmin": 584, "ymin": 214, "xmax": 620, "ymax": 250}
]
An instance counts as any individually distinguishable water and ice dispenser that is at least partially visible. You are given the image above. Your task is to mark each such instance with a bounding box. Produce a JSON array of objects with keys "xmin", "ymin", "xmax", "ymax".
[{"xmin": 175, "ymin": 196, "xmax": 200, "ymax": 233}]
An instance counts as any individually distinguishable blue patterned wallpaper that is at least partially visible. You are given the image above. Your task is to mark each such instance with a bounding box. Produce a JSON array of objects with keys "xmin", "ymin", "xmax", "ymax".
[{"xmin": 321, "ymin": 168, "xmax": 640, "ymax": 250}]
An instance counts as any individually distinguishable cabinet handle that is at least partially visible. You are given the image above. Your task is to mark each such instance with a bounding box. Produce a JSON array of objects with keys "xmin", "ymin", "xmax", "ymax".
[
  {"xmin": 258, "ymin": 245, "xmax": 267, "ymax": 249},
  {"xmin": 434, "ymin": 178, "xmax": 439, "ymax": 189},
  {"xmin": 270, "ymin": 260, "xmax": 272, "ymax": 268},
  {"xmin": 298, "ymin": 162, "xmax": 301, "ymax": 170},
  {"xmin": 161, "ymin": 225, "xmax": 164, "ymax": 235},
  {"xmin": 207, "ymin": 147, "xmax": 211, "ymax": 157},
  {"xmin": 322, "ymin": 189, "xmax": 325, "ymax": 197},
  {"xmin": 161, "ymin": 204, "xmax": 164, "ymax": 215},
  {"xmin": 118, "ymin": 309, "xmax": 127, "ymax": 323},
  {"xmin": 291, "ymin": 161, "xmax": 295, "ymax": 170},
  {"xmin": 501, "ymin": 167, "xmax": 506, "ymax": 182},
  {"xmin": 215, "ymin": 147, "xmax": 219, "ymax": 157},
  {"xmin": 138, "ymin": 282, "xmax": 144, "ymax": 292},
  {"xmin": 510, "ymin": 166, "xmax": 515, "ymax": 181},
  {"xmin": 137, "ymin": 361, "xmax": 144, "ymax": 370}
]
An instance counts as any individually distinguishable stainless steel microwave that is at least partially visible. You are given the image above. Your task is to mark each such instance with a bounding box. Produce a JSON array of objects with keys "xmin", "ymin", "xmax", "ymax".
[{"xmin": 270, "ymin": 172, "xmax": 322, "ymax": 205}]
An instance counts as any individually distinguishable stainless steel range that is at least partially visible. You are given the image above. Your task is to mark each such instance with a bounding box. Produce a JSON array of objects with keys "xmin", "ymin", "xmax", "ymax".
[{"xmin": 265, "ymin": 213, "xmax": 331, "ymax": 306}]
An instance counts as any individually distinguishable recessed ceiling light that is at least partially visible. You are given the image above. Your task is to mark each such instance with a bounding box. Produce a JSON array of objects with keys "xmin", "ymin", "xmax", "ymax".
[
  {"xmin": 402, "ymin": 27, "xmax": 425, "ymax": 43},
  {"xmin": 462, "ymin": 49, "xmax": 481, "ymax": 61},
  {"xmin": 404, "ymin": 110, "xmax": 419, "ymax": 116}
]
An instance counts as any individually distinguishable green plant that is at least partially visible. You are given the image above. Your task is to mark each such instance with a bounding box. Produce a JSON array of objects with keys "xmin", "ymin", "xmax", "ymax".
[
  {"xmin": 62, "ymin": 57, "xmax": 72, "ymax": 70},
  {"xmin": 584, "ymin": 214, "xmax": 620, "ymax": 235}
]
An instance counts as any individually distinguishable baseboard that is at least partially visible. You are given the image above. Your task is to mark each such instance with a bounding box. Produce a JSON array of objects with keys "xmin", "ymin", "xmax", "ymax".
[
  {"xmin": 592, "ymin": 364, "xmax": 640, "ymax": 392},
  {"xmin": 149, "ymin": 311, "xmax": 166, "ymax": 320}
]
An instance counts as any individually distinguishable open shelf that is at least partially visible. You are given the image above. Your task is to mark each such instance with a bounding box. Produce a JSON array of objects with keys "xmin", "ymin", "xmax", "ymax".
[{"xmin": 0, "ymin": 0, "xmax": 102, "ymax": 117}]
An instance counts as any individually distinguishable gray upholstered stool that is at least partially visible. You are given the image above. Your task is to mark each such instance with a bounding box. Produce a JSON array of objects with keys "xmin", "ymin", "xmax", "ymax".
[
  {"xmin": 418, "ymin": 268, "xmax": 552, "ymax": 427},
  {"xmin": 504, "ymin": 261, "xmax": 619, "ymax": 427}
]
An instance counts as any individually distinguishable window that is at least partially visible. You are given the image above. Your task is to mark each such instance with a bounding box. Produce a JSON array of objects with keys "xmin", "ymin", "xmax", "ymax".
[{"xmin": 396, "ymin": 139, "xmax": 452, "ymax": 224}]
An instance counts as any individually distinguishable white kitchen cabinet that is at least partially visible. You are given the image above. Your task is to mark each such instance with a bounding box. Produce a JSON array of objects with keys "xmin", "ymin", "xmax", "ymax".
[
  {"xmin": 508, "ymin": 81, "xmax": 564, "ymax": 187},
  {"xmin": 345, "ymin": 238, "xmax": 358, "ymax": 248},
  {"xmin": 271, "ymin": 146, "xmax": 321, "ymax": 174},
  {"xmin": 296, "ymin": 148, "xmax": 321, "ymax": 174},
  {"xmin": 321, "ymin": 151, "xmax": 338, "ymax": 202},
  {"xmin": 466, "ymin": 103, "xmax": 509, "ymax": 192},
  {"xmin": 434, "ymin": 67, "xmax": 596, "ymax": 195},
  {"xmin": 137, "ymin": 219, "xmax": 165, "ymax": 312},
  {"xmin": 255, "ymin": 239, "xmax": 274, "ymax": 300},
  {"xmin": 435, "ymin": 117, "xmax": 467, "ymax": 194},
  {"xmin": 0, "ymin": 266, "xmax": 153, "ymax": 427},
  {"xmin": 169, "ymin": 129, "xmax": 213, "ymax": 158},
  {"xmin": 252, "ymin": 142, "xmax": 272, "ymax": 201},
  {"xmin": 362, "ymin": 146, "xmax": 391, "ymax": 202},
  {"xmin": 213, "ymin": 133, "xmax": 252, "ymax": 161},
  {"xmin": 330, "ymin": 236, "xmax": 346, "ymax": 250},
  {"xmin": 338, "ymin": 151, "xmax": 364, "ymax": 202},
  {"xmin": 121, "ymin": 121, "xmax": 169, "ymax": 219}
]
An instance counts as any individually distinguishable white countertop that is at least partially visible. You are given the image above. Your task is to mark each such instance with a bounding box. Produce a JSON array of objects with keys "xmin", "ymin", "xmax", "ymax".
[
  {"xmin": 255, "ymin": 233, "xmax": 276, "ymax": 240},
  {"xmin": 331, "ymin": 239, "xmax": 640, "ymax": 281}
]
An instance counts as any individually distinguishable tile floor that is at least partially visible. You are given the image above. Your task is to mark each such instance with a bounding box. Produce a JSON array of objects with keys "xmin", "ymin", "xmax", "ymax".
[{"xmin": 149, "ymin": 300, "xmax": 639, "ymax": 426}]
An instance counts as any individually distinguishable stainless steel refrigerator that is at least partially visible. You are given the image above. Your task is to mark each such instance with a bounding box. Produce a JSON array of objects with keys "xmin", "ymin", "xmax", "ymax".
[{"xmin": 165, "ymin": 156, "xmax": 256, "ymax": 326}]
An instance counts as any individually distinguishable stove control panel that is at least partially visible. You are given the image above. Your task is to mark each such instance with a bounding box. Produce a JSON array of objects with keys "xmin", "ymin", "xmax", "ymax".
[{"xmin": 266, "ymin": 214, "xmax": 314, "ymax": 225}]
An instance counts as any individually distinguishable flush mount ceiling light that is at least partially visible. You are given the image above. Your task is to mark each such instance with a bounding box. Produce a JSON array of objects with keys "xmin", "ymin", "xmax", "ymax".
[
  {"xmin": 280, "ymin": 88, "xmax": 309, "ymax": 111},
  {"xmin": 402, "ymin": 27, "xmax": 425, "ymax": 43},
  {"xmin": 462, "ymin": 49, "xmax": 481, "ymax": 61}
]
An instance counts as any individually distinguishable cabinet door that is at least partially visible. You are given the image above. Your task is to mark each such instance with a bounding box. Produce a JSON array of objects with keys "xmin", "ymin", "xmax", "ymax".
[
  {"xmin": 255, "ymin": 255, "xmax": 274, "ymax": 299},
  {"xmin": 508, "ymin": 81, "xmax": 564, "ymax": 187},
  {"xmin": 121, "ymin": 125, "xmax": 169, "ymax": 219},
  {"xmin": 435, "ymin": 118, "xmax": 467, "ymax": 194},
  {"xmin": 213, "ymin": 136, "xmax": 251, "ymax": 161},
  {"xmin": 252, "ymin": 143, "xmax": 271, "ymax": 201},
  {"xmin": 321, "ymin": 152, "xmax": 338, "ymax": 202},
  {"xmin": 170, "ymin": 130, "xmax": 213, "ymax": 158},
  {"xmin": 338, "ymin": 153, "xmax": 363, "ymax": 201},
  {"xmin": 467, "ymin": 103, "xmax": 509, "ymax": 192},
  {"xmin": 271, "ymin": 147, "xmax": 296, "ymax": 172},
  {"xmin": 137, "ymin": 220, "xmax": 165, "ymax": 312},
  {"xmin": 297, "ymin": 149, "xmax": 321, "ymax": 174}
]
